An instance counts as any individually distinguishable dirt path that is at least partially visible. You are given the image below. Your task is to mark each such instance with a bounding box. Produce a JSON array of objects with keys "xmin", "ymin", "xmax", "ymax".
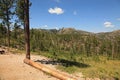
[{"xmin": 0, "ymin": 54, "xmax": 59, "ymax": 80}]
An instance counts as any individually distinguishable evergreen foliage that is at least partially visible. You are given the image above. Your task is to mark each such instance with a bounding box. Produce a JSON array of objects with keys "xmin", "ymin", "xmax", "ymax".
[
  {"xmin": 0, "ymin": 0, "xmax": 16, "ymax": 47},
  {"xmin": 1, "ymin": 28, "xmax": 120, "ymax": 60}
]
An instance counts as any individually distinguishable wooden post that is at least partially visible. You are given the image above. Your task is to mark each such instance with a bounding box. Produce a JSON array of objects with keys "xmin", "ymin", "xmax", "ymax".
[{"xmin": 24, "ymin": 58, "xmax": 77, "ymax": 80}]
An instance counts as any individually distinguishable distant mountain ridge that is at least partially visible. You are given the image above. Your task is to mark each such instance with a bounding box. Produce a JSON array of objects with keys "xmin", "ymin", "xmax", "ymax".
[
  {"xmin": 47, "ymin": 28, "xmax": 120, "ymax": 36},
  {"xmin": 58, "ymin": 28, "xmax": 92, "ymax": 35}
]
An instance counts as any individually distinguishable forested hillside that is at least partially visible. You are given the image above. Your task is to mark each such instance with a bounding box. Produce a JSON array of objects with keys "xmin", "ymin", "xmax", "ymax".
[
  {"xmin": 1, "ymin": 0, "xmax": 120, "ymax": 79},
  {"xmin": 0, "ymin": 26, "xmax": 120, "ymax": 60}
]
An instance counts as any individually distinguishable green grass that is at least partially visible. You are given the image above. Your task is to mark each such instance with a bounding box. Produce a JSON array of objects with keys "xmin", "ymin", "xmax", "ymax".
[
  {"xmin": 38, "ymin": 51, "xmax": 120, "ymax": 79},
  {"xmin": 67, "ymin": 56, "xmax": 120, "ymax": 79},
  {"xmin": 57, "ymin": 65, "xmax": 78, "ymax": 74},
  {"xmin": 9, "ymin": 48, "xmax": 25, "ymax": 54},
  {"xmin": 35, "ymin": 51, "xmax": 120, "ymax": 79},
  {"xmin": 80, "ymin": 60, "xmax": 120, "ymax": 79},
  {"xmin": 49, "ymin": 55, "xmax": 120, "ymax": 79}
]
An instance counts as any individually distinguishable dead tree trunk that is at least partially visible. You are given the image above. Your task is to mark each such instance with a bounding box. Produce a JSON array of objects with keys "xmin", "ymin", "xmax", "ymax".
[
  {"xmin": 24, "ymin": 58, "xmax": 77, "ymax": 80},
  {"xmin": 24, "ymin": 0, "xmax": 30, "ymax": 59}
]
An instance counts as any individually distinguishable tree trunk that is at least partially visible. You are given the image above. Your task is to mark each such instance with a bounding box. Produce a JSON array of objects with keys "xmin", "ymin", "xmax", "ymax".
[
  {"xmin": 112, "ymin": 42, "xmax": 114, "ymax": 59},
  {"xmin": 7, "ymin": 24, "xmax": 10, "ymax": 48},
  {"xmin": 24, "ymin": 0, "xmax": 30, "ymax": 59},
  {"xmin": 7, "ymin": 10, "xmax": 10, "ymax": 48}
]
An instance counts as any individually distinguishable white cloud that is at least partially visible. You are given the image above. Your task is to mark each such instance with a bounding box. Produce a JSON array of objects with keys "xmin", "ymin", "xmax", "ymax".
[
  {"xmin": 41, "ymin": 25, "xmax": 48, "ymax": 29},
  {"xmin": 73, "ymin": 11, "xmax": 77, "ymax": 15},
  {"xmin": 55, "ymin": 27, "xmax": 59, "ymax": 30},
  {"xmin": 48, "ymin": 7, "xmax": 64, "ymax": 15},
  {"xmin": 44, "ymin": 25, "xmax": 48, "ymax": 28},
  {"xmin": 104, "ymin": 21, "xmax": 114, "ymax": 28}
]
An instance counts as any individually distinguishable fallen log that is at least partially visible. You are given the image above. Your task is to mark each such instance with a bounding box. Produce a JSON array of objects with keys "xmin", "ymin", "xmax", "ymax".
[{"xmin": 24, "ymin": 58, "xmax": 77, "ymax": 80}]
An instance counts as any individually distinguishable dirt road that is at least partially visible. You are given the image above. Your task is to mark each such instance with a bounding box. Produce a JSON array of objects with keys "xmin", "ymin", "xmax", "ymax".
[{"xmin": 0, "ymin": 54, "xmax": 59, "ymax": 80}]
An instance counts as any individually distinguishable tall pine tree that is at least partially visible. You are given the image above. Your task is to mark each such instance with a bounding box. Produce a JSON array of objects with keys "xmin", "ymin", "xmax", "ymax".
[{"xmin": 0, "ymin": 0, "xmax": 16, "ymax": 47}]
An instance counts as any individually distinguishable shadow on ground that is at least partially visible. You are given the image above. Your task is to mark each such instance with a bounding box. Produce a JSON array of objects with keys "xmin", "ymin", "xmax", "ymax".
[{"xmin": 35, "ymin": 59, "xmax": 90, "ymax": 68}]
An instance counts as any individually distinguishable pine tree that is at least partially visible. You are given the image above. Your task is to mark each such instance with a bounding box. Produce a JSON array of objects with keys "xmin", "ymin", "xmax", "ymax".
[{"xmin": 0, "ymin": 0, "xmax": 16, "ymax": 47}]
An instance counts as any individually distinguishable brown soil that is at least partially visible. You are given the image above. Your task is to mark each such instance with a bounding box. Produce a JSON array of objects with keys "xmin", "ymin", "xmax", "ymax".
[{"xmin": 0, "ymin": 54, "xmax": 59, "ymax": 80}]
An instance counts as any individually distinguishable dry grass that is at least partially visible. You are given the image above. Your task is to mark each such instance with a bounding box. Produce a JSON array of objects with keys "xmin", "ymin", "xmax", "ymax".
[{"xmin": 78, "ymin": 56, "xmax": 120, "ymax": 79}]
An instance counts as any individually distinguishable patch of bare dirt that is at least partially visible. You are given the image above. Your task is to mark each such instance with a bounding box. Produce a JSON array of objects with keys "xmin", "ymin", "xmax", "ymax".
[{"xmin": 0, "ymin": 54, "xmax": 59, "ymax": 80}]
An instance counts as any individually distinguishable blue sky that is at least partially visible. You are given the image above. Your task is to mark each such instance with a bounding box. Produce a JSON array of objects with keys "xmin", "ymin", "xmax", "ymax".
[{"xmin": 30, "ymin": 0, "xmax": 120, "ymax": 33}]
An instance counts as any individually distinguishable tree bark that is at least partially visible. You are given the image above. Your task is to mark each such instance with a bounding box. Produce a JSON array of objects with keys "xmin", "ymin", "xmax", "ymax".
[
  {"xmin": 6, "ymin": 8, "xmax": 10, "ymax": 48},
  {"xmin": 24, "ymin": 0, "xmax": 30, "ymax": 59}
]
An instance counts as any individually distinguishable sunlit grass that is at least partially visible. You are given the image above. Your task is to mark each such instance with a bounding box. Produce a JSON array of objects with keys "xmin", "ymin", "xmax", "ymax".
[
  {"xmin": 57, "ymin": 65, "xmax": 78, "ymax": 74},
  {"xmin": 9, "ymin": 47, "xmax": 25, "ymax": 54},
  {"xmin": 36, "ymin": 51, "xmax": 120, "ymax": 79},
  {"xmin": 77, "ymin": 56, "xmax": 120, "ymax": 79}
]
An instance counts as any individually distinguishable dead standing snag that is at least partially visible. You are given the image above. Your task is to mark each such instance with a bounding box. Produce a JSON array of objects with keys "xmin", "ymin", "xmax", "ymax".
[{"xmin": 24, "ymin": 0, "xmax": 30, "ymax": 59}]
